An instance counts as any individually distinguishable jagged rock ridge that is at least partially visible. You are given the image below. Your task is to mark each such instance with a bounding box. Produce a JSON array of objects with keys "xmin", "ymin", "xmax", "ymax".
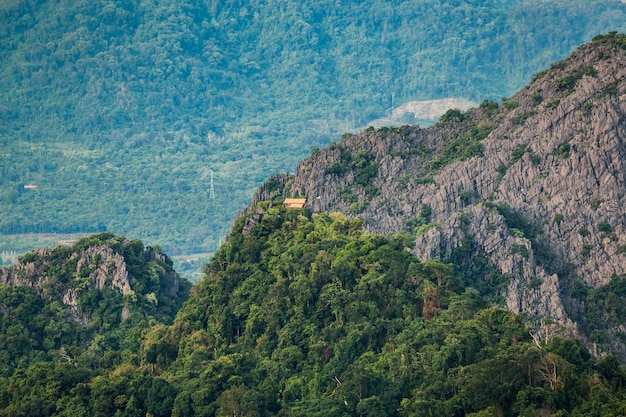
[
  {"xmin": 245, "ymin": 34, "xmax": 626, "ymax": 356},
  {"xmin": 0, "ymin": 233, "xmax": 187, "ymax": 323}
]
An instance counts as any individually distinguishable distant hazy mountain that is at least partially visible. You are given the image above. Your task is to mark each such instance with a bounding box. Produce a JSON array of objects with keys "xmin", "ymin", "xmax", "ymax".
[{"xmin": 1, "ymin": 0, "xmax": 626, "ymax": 256}]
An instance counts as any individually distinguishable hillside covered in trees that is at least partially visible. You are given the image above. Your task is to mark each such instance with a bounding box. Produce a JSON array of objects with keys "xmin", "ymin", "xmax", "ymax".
[
  {"xmin": 2, "ymin": 205, "xmax": 626, "ymax": 416},
  {"xmin": 2, "ymin": 0, "xmax": 626, "ymax": 255}
]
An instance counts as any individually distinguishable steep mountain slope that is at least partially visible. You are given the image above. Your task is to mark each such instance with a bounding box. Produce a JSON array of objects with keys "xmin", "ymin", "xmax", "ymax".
[
  {"xmin": 2, "ymin": 0, "xmax": 626, "ymax": 255},
  {"xmin": 274, "ymin": 33, "xmax": 626, "ymax": 355},
  {"xmin": 4, "ymin": 207, "xmax": 626, "ymax": 416}
]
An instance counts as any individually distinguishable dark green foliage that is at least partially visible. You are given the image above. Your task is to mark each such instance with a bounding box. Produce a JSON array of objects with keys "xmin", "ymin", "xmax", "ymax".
[
  {"xmin": 529, "ymin": 152, "xmax": 541, "ymax": 166},
  {"xmin": 555, "ymin": 67, "xmax": 596, "ymax": 92},
  {"xmin": 352, "ymin": 150, "xmax": 378, "ymax": 186},
  {"xmin": 510, "ymin": 111, "xmax": 536, "ymax": 125},
  {"xmin": 459, "ymin": 189, "xmax": 472, "ymax": 205},
  {"xmin": 446, "ymin": 235, "xmax": 509, "ymax": 303},
  {"xmin": 427, "ymin": 123, "xmax": 492, "ymax": 172},
  {"xmin": 511, "ymin": 244, "xmax": 529, "ymax": 258},
  {"xmin": 556, "ymin": 74, "xmax": 580, "ymax": 91},
  {"xmin": 492, "ymin": 202, "xmax": 557, "ymax": 270},
  {"xmin": 528, "ymin": 276, "xmax": 542, "ymax": 290},
  {"xmin": 597, "ymin": 221, "xmax": 613, "ymax": 234},
  {"xmin": 573, "ymin": 275, "xmax": 626, "ymax": 352},
  {"xmin": 510, "ymin": 144, "xmax": 528, "ymax": 164},
  {"xmin": 416, "ymin": 176, "xmax": 436, "ymax": 185},
  {"xmin": 0, "ymin": 234, "xmax": 192, "ymax": 417},
  {"xmin": 327, "ymin": 150, "xmax": 354, "ymax": 176},
  {"xmin": 480, "ymin": 99, "xmax": 500, "ymax": 117},
  {"xmin": 404, "ymin": 204, "xmax": 433, "ymax": 236},
  {"xmin": 3, "ymin": 204, "xmax": 626, "ymax": 415},
  {"xmin": 439, "ymin": 109, "xmax": 466, "ymax": 123},
  {"xmin": 497, "ymin": 163, "xmax": 508, "ymax": 179},
  {"xmin": 597, "ymin": 82, "xmax": 620, "ymax": 97},
  {"xmin": 328, "ymin": 149, "xmax": 378, "ymax": 187},
  {"xmin": 503, "ymin": 99, "xmax": 519, "ymax": 110},
  {"xmin": 592, "ymin": 31, "xmax": 626, "ymax": 49}
]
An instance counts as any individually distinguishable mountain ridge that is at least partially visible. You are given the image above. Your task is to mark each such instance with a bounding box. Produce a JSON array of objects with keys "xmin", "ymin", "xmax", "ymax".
[{"xmin": 240, "ymin": 33, "xmax": 626, "ymax": 356}]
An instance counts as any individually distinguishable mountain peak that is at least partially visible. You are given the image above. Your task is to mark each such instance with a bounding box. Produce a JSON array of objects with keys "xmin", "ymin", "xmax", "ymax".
[
  {"xmin": 0, "ymin": 233, "xmax": 190, "ymax": 324},
  {"xmin": 273, "ymin": 33, "xmax": 626, "ymax": 356}
]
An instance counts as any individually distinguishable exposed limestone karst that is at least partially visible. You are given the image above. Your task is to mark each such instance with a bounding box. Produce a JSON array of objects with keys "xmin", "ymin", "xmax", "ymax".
[
  {"xmin": 0, "ymin": 236, "xmax": 184, "ymax": 323},
  {"xmin": 239, "ymin": 35, "xmax": 626, "ymax": 355}
]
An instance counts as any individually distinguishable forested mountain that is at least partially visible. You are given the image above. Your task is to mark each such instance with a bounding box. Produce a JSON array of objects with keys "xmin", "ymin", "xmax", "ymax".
[
  {"xmin": 2, "ymin": 206, "xmax": 626, "ymax": 416},
  {"xmin": 2, "ymin": 0, "xmax": 626, "ymax": 255},
  {"xmin": 270, "ymin": 33, "xmax": 626, "ymax": 359},
  {"xmin": 0, "ymin": 233, "xmax": 191, "ymax": 415},
  {"xmin": 2, "ymin": 33, "xmax": 626, "ymax": 416}
]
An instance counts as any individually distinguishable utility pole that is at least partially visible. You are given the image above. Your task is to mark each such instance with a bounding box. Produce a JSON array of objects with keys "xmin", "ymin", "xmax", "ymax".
[{"xmin": 210, "ymin": 170, "xmax": 215, "ymax": 199}]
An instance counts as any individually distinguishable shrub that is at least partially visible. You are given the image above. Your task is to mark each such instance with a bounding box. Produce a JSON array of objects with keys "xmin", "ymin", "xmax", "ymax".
[
  {"xmin": 439, "ymin": 108, "xmax": 465, "ymax": 123},
  {"xmin": 497, "ymin": 163, "xmax": 508, "ymax": 179},
  {"xmin": 529, "ymin": 152, "xmax": 541, "ymax": 166},
  {"xmin": 510, "ymin": 111, "xmax": 536, "ymax": 125},
  {"xmin": 590, "ymin": 196, "xmax": 604, "ymax": 210},
  {"xmin": 459, "ymin": 189, "xmax": 471, "ymax": 205},
  {"xmin": 545, "ymin": 99, "xmax": 560, "ymax": 109},
  {"xmin": 502, "ymin": 100, "xmax": 519, "ymax": 110},
  {"xmin": 510, "ymin": 144, "xmax": 527, "ymax": 164},
  {"xmin": 553, "ymin": 142, "xmax": 571, "ymax": 159},
  {"xmin": 511, "ymin": 244, "xmax": 529, "ymax": 258},
  {"xmin": 597, "ymin": 222, "xmax": 613, "ymax": 233}
]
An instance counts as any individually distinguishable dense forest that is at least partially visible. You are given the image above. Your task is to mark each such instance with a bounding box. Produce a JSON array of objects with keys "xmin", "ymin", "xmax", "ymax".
[
  {"xmin": 1, "ymin": 203, "xmax": 626, "ymax": 416},
  {"xmin": 2, "ymin": 0, "xmax": 626, "ymax": 255}
]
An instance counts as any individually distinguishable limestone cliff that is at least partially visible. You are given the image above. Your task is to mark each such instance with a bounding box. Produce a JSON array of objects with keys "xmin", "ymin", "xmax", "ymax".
[
  {"xmin": 0, "ymin": 233, "xmax": 188, "ymax": 323},
  {"xmin": 271, "ymin": 33, "xmax": 626, "ymax": 356}
]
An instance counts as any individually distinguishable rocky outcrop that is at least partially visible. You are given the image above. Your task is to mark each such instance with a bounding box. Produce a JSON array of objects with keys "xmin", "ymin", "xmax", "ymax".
[
  {"xmin": 0, "ymin": 234, "xmax": 186, "ymax": 323},
  {"xmin": 276, "ymin": 35, "xmax": 626, "ymax": 354}
]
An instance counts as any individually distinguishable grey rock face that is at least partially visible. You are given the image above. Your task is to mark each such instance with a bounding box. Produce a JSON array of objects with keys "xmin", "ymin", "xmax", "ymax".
[{"xmin": 279, "ymin": 39, "xmax": 626, "ymax": 353}]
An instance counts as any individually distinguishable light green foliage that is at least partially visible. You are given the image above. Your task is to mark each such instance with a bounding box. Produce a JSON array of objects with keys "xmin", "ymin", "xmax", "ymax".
[
  {"xmin": 590, "ymin": 196, "xmax": 604, "ymax": 210},
  {"xmin": 553, "ymin": 142, "xmax": 571, "ymax": 159},
  {"xmin": 502, "ymin": 99, "xmax": 519, "ymax": 110},
  {"xmin": 545, "ymin": 98, "xmax": 560, "ymax": 109}
]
